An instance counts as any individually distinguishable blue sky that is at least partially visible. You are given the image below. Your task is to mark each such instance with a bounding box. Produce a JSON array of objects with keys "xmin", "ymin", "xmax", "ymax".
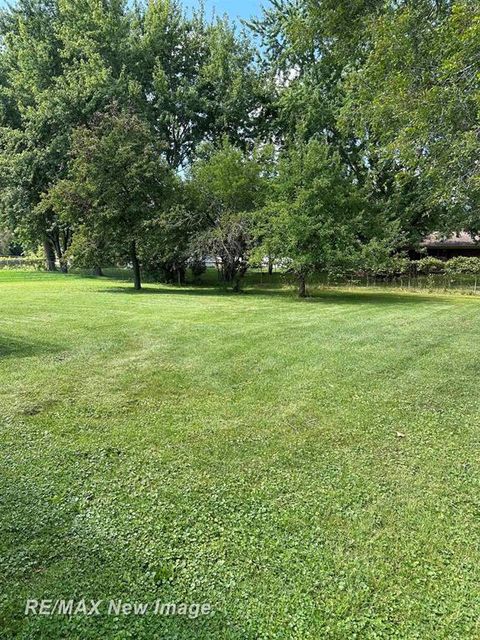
[
  {"xmin": 0, "ymin": 0, "xmax": 265, "ymax": 22},
  {"xmin": 184, "ymin": 0, "xmax": 264, "ymax": 22}
]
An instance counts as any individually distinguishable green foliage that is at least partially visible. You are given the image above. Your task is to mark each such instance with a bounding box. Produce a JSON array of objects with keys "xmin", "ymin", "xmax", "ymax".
[
  {"xmin": 345, "ymin": 0, "xmax": 480, "ymax": 229},
  {"xmin": 445, "ymin": 256, "xmax": 480, "ymax": 276},
  {"xmin": 188, "ymin": 139, "xmax": 268, "ymax": 289},
  {"xmin": 354, "ymin": 233, "xmax": 408, "ymax": 278},
  {"xmin": 49, "ymin": 104, "xmax": 174, "ymax": 288},
  {"xmin": 0, "ymin": 0, "xmax": 477, "ymax": 289},
  {"xmin": 0, "ymin": 0, "xmax": 135, "ymax": 267},
  {"xmin": 253, "ymin": 0, "xmax": 479, "ymax": 252},
  {"xmin": 139, "ymin": 200, "xmax": 193, "ymax": 285},
  {"xmin": 64, "ymin": 225, "xmax": 109, "ymax": 272},
  {"xmin": 416, "ymin": 257, "xmax": 447, "ymax": 275},
  {"xmin": 253, "ymin": 138, "xmax": 368, "ymax": 293},
  {"xmin": 190, "ymin": 139, "xmax": 267, "ymax": 214},
  {"xmin": 0, "ymin": 0, "xmax": 271, "ymax": 270}
]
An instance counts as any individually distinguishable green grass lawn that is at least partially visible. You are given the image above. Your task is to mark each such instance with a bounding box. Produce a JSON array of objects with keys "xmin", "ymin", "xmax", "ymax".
[{"xmin": 1, "ymin": 270, "xmax": 480, "ymax": 639}]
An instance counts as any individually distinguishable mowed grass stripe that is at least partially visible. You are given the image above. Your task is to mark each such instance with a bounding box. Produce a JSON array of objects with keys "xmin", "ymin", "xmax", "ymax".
[{"xmin": 0, "ymin": 271, "xmax": 479, "ymax": 639}]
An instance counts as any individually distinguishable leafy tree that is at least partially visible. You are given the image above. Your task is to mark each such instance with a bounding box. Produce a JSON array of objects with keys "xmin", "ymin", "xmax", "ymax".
[
  {"xmin": 253, "ymin": 138, "xmax": 370, "ymax": 296},
  {"xmin": 198, "ymin": 18, "xmax": 273, "ymax": 152},
  {"xmin": 251, "ymin": 0, "xmax": 469, "ymax": 250},
  {"xmin": 0, "ymin": 0, "xmax": 269, "ymax": 273},
  {"xmin": 344, "ymin": 0, "xmax": 480, "ymax": 235},
  {"xmin": 136, "ymin": 4, "xmax": 272, "ymax": 169},
  {"xmin": 0, "ymin": 0, "xmax": 135, "ymax": 270},
  {"xmin": 49, "ymin": 105, "xmax": 173, "ymax": 289},
  {"xmin": 188, "ymin": 140, "xmax": 268, "ymax": 291},
  {"xmin": 250, "ymin": 0, "xmax": 383, "ymax": 154},
  {"xmin": 0, "ymin": 0, "xmax": 64, "ymax": 269}
]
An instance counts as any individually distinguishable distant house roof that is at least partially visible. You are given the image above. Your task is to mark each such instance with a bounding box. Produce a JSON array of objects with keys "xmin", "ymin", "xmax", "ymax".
[{"xmin": 420, "ymin": 231, "xmax": 480, "ymax": 248}]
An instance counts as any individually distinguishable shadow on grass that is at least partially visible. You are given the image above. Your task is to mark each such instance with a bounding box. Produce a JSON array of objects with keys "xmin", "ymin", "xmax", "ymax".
[
  {"xmin": 0, "ymin": 335, "xmax": 62, "ymax": 360},
  {"xmin": 97, "ymin": 283, "xmax": 453, "ymax": 306}
]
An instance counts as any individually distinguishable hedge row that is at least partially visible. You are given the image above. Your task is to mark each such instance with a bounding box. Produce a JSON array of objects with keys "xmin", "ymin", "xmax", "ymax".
[
  {"xmin": 0, "ymin": 257, "xmax": 44, "ymax": 270},
  {"xmin": 362, "ymin": 256, "xmax": 480, "ymax": 278}
]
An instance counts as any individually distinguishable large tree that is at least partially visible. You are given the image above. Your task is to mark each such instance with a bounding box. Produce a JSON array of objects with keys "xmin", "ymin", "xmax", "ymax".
[
  {"xmin": 0, "ymin": 0, "xmax": 271, "ymax": 272},
  {"xmin": 251, "ymin": 0, "xmax": 472, "ymax": 248},
  {"xmin": 135, "ymin": 4, "xmax": 272, "ymax": 170},
  {"xmin": 49, "ymin": 105, "xmax": 173, "ymax": 290},
  {"xmin": 343, "ymin": 0, "xmax": 480, "ymax": 236},
  {"xmin": 0, "ymin": 0, "xmax": 134, "ymax": 270}
]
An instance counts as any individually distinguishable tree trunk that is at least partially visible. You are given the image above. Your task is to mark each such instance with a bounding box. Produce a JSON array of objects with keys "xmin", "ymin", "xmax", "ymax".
[
  {"xmin": 222, "ymin": 261, "xmax": 234, "ymax": 283},
  {"xmin": 298, "ymin": 273, "xmax": 306, "ymax": 298},
  {"xmin": 43, "ymin": 240, "xmax": 56, "ymax": 271},
  {"xmin": 93, "ymin": 266, "xmax": 103, "ymax": 277},
  {"xmin": 50, "ymin": 230, "xmax": 68, "ymax": 273},
  {"xmin": 268, "ymin": 256, "xmax": 273, "ymax": 276},
  {"xmin": 176, "ymin": 266, "xmax": 186, "ymax": 285},
  {"xmin": 131, "ymin": 241, "xmax": 141, "ymax": 290}
]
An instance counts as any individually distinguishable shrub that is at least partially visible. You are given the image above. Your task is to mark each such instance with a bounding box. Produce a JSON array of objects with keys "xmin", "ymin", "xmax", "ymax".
[
  {"xmin": 385, "ymin": 256, "xmax": 411, "ymax": 277},
  {"xmin": 445, "ymin": 256, "xmax": 480, "ymax": 275},
  {"xmin": 416, "ymin": 257, "xmax": 446, "ymax": 275},
  {"xmin": 363, "ymin": 255, "xmax": 411, "ymax": 278},
  {"xmin": 0, "ymin": 257, "xmax": 44, "ymax": 270}
]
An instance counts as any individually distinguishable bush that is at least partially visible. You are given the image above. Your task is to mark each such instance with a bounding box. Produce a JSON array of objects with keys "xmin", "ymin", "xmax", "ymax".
[
  {"xmin": 362, "ymin": 255, "xmax": 411, "ymax": 278},
  {"xmin": 384, "ymin": 256, "xmax": 411, "ymax": 277},
  {"xmin": 0, "ymin": 256, "xmax": 44, "ymax": 270},
  {"xmin": 445, "ymin": 256, "xmax": 480, "ymax": 275},
  {"xmin": 355, "ymin": 237, "xmax": 412, "ymax": 279},
  {"xmin": 416, "ymin": 257, "xmax": 446, "ymax": 275}
]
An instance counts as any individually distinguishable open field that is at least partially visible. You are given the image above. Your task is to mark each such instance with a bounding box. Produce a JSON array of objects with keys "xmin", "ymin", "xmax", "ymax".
[{"xmin": 1, "ymin": 270, "xmax": 480, "ymax": 639}]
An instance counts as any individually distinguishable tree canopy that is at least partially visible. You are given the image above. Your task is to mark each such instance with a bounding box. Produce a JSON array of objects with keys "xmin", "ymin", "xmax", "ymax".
[{"xmin": 0, "ymin": 0, "xmax": 477, "ymax": 293}]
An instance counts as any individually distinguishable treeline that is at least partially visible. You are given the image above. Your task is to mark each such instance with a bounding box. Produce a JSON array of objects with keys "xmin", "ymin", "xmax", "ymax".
[
  {"xmin": 350, "ymin": 255, "xmax": 480, "ymax": 280},
  {"xmin": 0, "ymin": 0, "xmax": 478, "ymax": 295}
]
